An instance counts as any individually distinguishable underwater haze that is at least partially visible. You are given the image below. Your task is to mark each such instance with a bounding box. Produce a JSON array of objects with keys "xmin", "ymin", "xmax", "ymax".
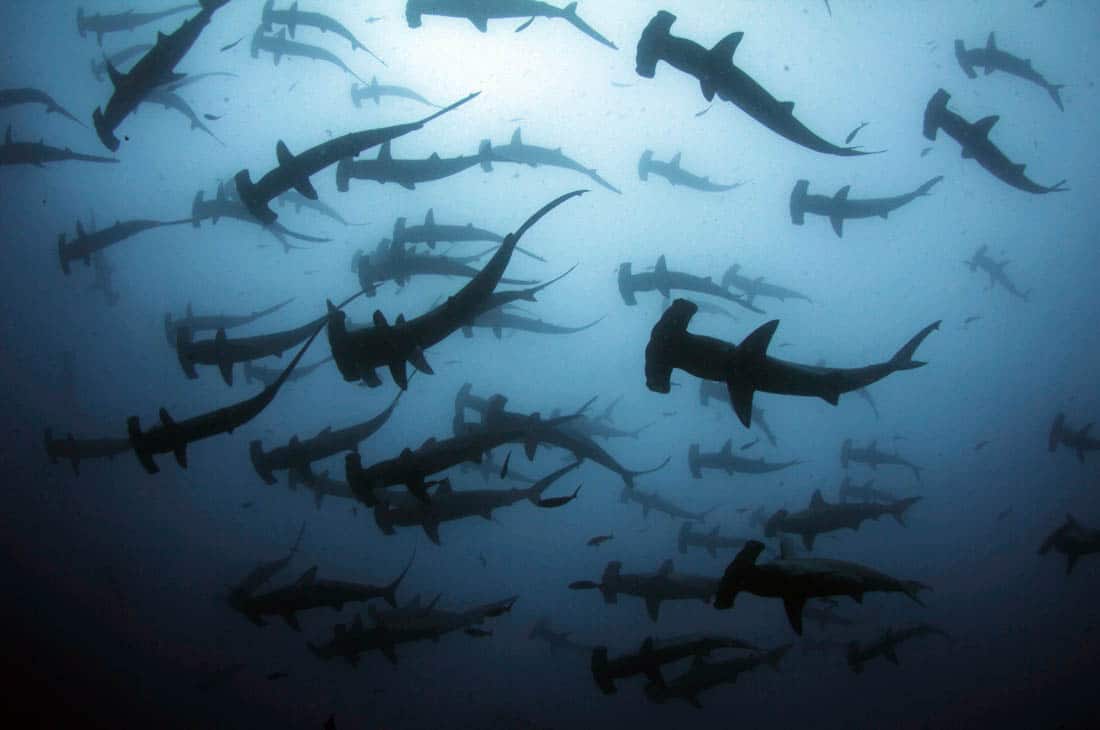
[{"xmin": 4, "ymin": 0, "xmax": 1100, "ymax": 727}]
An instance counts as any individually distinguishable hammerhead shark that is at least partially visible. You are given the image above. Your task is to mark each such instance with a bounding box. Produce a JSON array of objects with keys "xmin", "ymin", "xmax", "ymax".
[
  {"xmin": 1048, "ymin": 413, "xmax": 1100, "ymax": 463},
  {"xmin": 764, "ymin": 489, "xmax": 922, "ymax": 550},
  {"xmin": 225, "ymin": 523, "xmax": 306, "ymax": 611},
  {"xmin": 354, "ymin": 239, "xmax": 535, "ymax": 296},
  {"xmin": 529, "ymin": 617, "xmax": 593, "ymax": 655},
  {"xmin": 637, "ymin": 150, "xmax": 741, "ymax": 192},
  {"xmin": 249, "ymin": 27, "xmax": 365, "ymax": 82},
  {"xmin": 955, "ymin": 33, "xmax": 1064, "ymax": 111},
  {"xmin": 405, "ymin": 0, "xmax": 617, "ymax": 50},
  {"xmin": 191, "ymin": 183, "xmax": 331, "ymax": 251},
  {"xmin": 142, "ymin": 87, "xmax": 223, "ymax": 145},
  {"xmin": 720, "ymin": 264, "xmax": 811, "ymax": 305},
  {"xmin": 90, "ymin": 44, "xmax": 153, "ymax": 82},
  {"xmin": 715, "ymin": 540, "xmax": 930, "ymax": 635},
  {"xmin": 372, "ymin": 462, "xmax": 582, "ymax": 544},
  {"xmin": 485, "ymin": 129, "xmax": 621, "ymax": 193},
  {"xmin": 964, "ymin": 245, "xmax": 1029, "ymax": 300},
  {"xmin": 678, "ymin": 523, "xmax": 750, "ymax": 558},
  {"xmin": 326, "ymin": 191, "xmax": 582, "ymax": 389},
  {"xmin": 847, "ymin": 624, "xmax": 950, "ymax": 673},
  {"xmin": 646, "ymin": 299, "xmax": 939, "ymax": 427},
  {"xmin": 44, "ymin": 428, "xmax": 130, "ymax": 475},
  {"xmin": 249, "ymin": 392, "xmax": 402, "ymax": 485},
  {"xmin": 235, "ymin": 93, "xmax": 479, "ymax": 224},
  {"xmin": 127, "ymin": 307, "xmax": 334, "ymax": 474},
  {"xmin": 243, "ymin": 356, "xmax": 332, "ymax": 388},
  {"xmin": 569, "ymin": 559, "xmax": 719, "ymax": 622},
  {"xmin": 923, "ymin": 88, "xmax": 1067, "ymax": 194},
  {"xmin": 636, "ymin": 11, "xmax": 871, "ymax": 157},
  {"xmin": 618, "ymin": 256, "xmax": 761, "ymax": 313},
  {"xmin": 77, "ymin": 4, "xmax": 198, "ymax": 46},
  {"xmin": 336, "ymin": 139, "xmax": 493, "ymax": 191},
  {"xmin": 841, "ymin": 439, "xmax": 923, "ymax": 481},
  {"xmin": 352, "ymin": 77, "xmax": 438, "ymax": 108},
  {"xmin": 1039, "ymin": 514, "xmax": 1100, "ymax": 574},
  {"xmin": 89, "ymin": 252, "xmax": 121, "ymax": 306},
  {"xmin": 0, "ymin": 88, "xmax": 84, "ymax": 127},
  {"xmin": 164, "ymin": 297, "xmax": 296, "ymax": 348},
  {"xmin": 643, "ymin": 645, "xmax": 791, "ymax": 707},
  {"xmin": 262, "ymin": 0, "xmax": 385, "ymax": 65},
  {"xmin": 393, "ymin": 209, "xmax": 501, "ymax": 249},
  {"xmin": 838, "ymin": 476, "xmax": 896, "ymax": 504},
  {"xmin": 461, "ymin": 307, "xmax": 604, "ymax": 340},
  {"xmin": 698, "ymin": 381, "xmax": 778, "ymax": 446},
  {"xmin": 1, "ymin": 126, "xmax": 117, "ymax": 167},
  {"xmin": 92, "ymin": 0, "xmax": 230, "ymax": 151},
  {"xmin": 789, "ymin": 177, "xmax": 943, "ymax": 238},
  {"xmin": 620, "ymin": 487, "xmax": 716, "ymax": 523},
  {"xmin": 687, "ymin": 440, "xmax": 800, "ymax": 479},
  {"xmin": 276, "ymin": 190, "xmax": 361, "ymax": 225},
  {"xmin": 58, "ymin": 217, "xmax": 189, "ymax": 275},
  {"xmin": 592, "ymin": 634, "xmax": 759, "ymax": 695}
]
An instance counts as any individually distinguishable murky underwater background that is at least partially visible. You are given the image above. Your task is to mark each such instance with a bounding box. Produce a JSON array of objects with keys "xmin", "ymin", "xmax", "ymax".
[{"xmin": 2, "ymin": 1, "xmax": 1100, "ymax": 727}]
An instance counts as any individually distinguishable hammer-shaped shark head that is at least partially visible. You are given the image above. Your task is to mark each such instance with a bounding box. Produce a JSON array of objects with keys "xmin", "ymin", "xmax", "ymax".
[
  {"xmin": 645, "ymin": 298, "xmax": 698, "ymax": 393},
  {"xmin": 636, "ymin": 11, "xmax": 676, "ymax": 78}
]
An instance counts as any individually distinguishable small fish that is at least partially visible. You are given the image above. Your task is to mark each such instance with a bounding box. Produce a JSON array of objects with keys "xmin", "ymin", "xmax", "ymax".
[
  {"xmin": 203, "ymin": 113, "xmax": 222, "ymax": 121},
  {"xmin": 465, "ymin": 627, "xmax": 493, "ymax": 637},
  {"xmin": 740, "ymin": 438, "xmax": 759, "ymax": 451},
  {"xmin": 265, "ymin": 671, "xmax": 288, "ymax": 681},
  {"xmin": 587, "ymin": 533, "xmax": 613, "ymax": 547},
  {"xmin": 537, "ymin": 484, "xmax": 582, "ymax": 509},
  {"xmin": 845, "ymin": 121, "xmax": 869, "ymax": 144},
  {"xmin": 920, "ymin": 147, "xmax": 932, "ymax": 157},
  {"xmin": 500, "ymin": 451, "xmax": 511, "ymax": 479},
  {"xmin": 975, "ymin": 440, "xmax": 990, "ymax": 451},
  {"xmin": 220, "ymin": 36, "xmax": 244, "ymax": 52},
  {"xmin": 695, "ymin": 104, "xmax": 712, "ymax": 117}
]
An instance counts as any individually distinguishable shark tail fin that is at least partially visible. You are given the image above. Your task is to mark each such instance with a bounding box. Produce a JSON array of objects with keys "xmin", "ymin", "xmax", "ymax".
[
  {"xmin": 923, "ymin": 88, "xmax": 950, "ymax": 141},
  {"xmin": 478, "ymin": 139, "xmax": 493, "ymax": 172},
  {"xmin": 954, "ymin": 40, "xmax": 977, "ymax": 78},
  {"xmin": 637, "ymin": 150, "xmax": 653, "ymax": 181},
  {"xmin": 384, "ymin": 551, "xmax": 416, "ymax": 608},
  {"xmin": 789, "ymin": 179, "xmax": 809, "ymax": 225},
  {"xmin": 1047, "ymin": 84, "xmax": 1065, "ymax": 112},
  {"xmin": 688, "ymin": 443, "xmax": 702, "ymax": 479},
  {"xmin": 889, "ymin": 320, "xmax": 940, "ymax": 371}
]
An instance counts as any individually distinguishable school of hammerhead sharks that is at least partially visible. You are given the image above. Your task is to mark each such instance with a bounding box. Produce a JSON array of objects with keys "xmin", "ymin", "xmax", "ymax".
[{"xmin": 4, "ymin": 0, "xmax": 1097, "ymax": 718}]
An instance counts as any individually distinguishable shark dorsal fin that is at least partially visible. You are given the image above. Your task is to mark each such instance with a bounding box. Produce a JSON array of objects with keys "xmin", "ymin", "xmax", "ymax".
[
  {"xmin": 720, "ymin": 439, "xmax": 732, "ymax": 457},
  {"xmin": 974, "ymin": 115, "xmax": 999, "ymax": 137},
  {"xmin": 511, "ymin": 128, "xmax": 522, "ymax": 146},
  {"xmin": 986, "ymin": 32, "xmax": 996, "ymax": 51},
  {"xmin": 215, "ymin": 183, "xmax": 227, "ymax": 203},
  {"xmin": 424, "ymin": 208, "xmax": 434, "ymax": 226},
  {"xmin": 296, "ymin": 566, "xmax": 318, "ymax": 585},
  {"xmin": 378, "ymin": 141, "xmax": 392, "ymax": 161},
  {"xmin": 669, "ymin": 152, "xmax": 681, "ymax": 168},
  {"xmin": 657, "ymin": 559, "xmax": 673, "ymax": 576},
  {"xmin": 429, "ymin": 152, "xmax": 440, "ymax": 160},
  {"xmin": 710, "ymin": 31, "xmax": 743, "ymax": 62},
  {"xmin": 276, "ymin": 140, "xmax": 296, "ymax": 167},
  {"xmin": 277, "ymin": 27, "xmax": 287, "ymax": 40},
  {"xmin": 655, "ymin": 255, "xmax": 668, "ymax": 275},
  {"xmin": 370, "ymin": 75, "xmax": 379, "ymax": 87},
  {"xmin": 834, "ymin": 185, "xmax": 851, "ymax": 202},
  {"xmin": 810, "ymin": 490, "xmax": 826, "ymax": 509}
]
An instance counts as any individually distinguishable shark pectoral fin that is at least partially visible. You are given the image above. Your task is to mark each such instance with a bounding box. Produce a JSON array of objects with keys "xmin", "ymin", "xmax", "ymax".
[
  {"xmin": 783, "ymin": 597, "xmax": 806, "ymax": 635},
  {"xmin": 727, "ymin": 380, "xmax": 755, "ymax": 428},
  {"xmin": 388, "ymin": 360, "xmax": 409, "ymax": 390},
  {"xmin": 645, "ymin": 596, "xmax": 661, "ymax": 622},
  {"xmin": 829, "ymin": 214, "xmax": 844, "ymax": 238},
  {"xmin": 294, "ymin": 177, "xmax": 318, "ymax": 200},
  {"xmin": 409, "ymin": 347, "xmax": 433, "ymax": 374},
  {"xmin": 699, "ymin": 78, "xmax": 716, "ymax": 102},
  {"xmin": 469, "ymin": 16, "xmax": 488, "ymax": 32},
  {"xmin": 174, "ymin": 444, "xmax": 188, "ymax": 469}
]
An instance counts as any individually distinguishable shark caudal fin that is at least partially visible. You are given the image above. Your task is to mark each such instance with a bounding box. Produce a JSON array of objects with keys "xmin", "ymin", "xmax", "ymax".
[
  {"xmin": 1049, "ymin": 413, "xmax": 1065, "ymax": 452},
  {"xmin": 249, "ymin": 440, "xmax": 277, "ymax": 485},
  {"xmin": 635, "ymin": 11, "xmax": 675, "ymax": 78},
  {"xmin": 789, "ymin": 180, "xmax": 809, "ymax": 225},
  {"xmin": 1047, "ymin": 84, "xmax": 1065, "ymax": 112},
  {"xmin": 727, "ymin": 320, "xmax": 780, "ymax": 427},
  {"xmin": 637, "ymin": 150, "xmax": 653, "ymax": 181},
  {"xmin": 644, "ymin": 298, "xmax": 698, "ymax": 393},
  {"xmin": 591, "ymin": 647, "xmax": 617, "ymax": 694},
  {"xmin": 478, "ymin": 139, "xmax": 493, "ymax": 171},
  {"xmin": 617, "ymin": 262, "xmax": 637, "ymax": 305},
  {"xmin": 954, "ymin": 40, "xmax": 977, "ymax": 78},
  {"xmin": 922, "ymin": 89, "xmax": 950, "ymax": 141},
  {"xmin": 916, "ymin": 176, "xmax": 944, "ymax": 196},
  {"xmin": 688, "ymin": 443, "xmax": 702, "ymax": 478},
  {"xmin": 889, "ymin": 321, "xmax": 941, "ymax": 372},
  {"xmin": 715, "ymin": 540, "xmax": 765, "ymax": 609},
  {"xmin": 383, "ymin": 551, "xmax": 416, "ymax": 608}
]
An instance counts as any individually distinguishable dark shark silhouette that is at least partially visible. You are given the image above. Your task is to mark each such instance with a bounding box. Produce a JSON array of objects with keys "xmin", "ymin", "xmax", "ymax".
[
  {"xmin": 1, "ymin": 125, "xmax": 117, "ymax": 167},
  {"xmin": 687, "ymin": 440, "xmax": 799, "ymax": 479},
  {"xmin": 77, "ymin": 4, "xmax": 198, "ymax": 46},
  {"xmin": 336, "ymin": 139, "xmax": 494, "ymax": 191},
  {"xmin": 236, "ymin": 93, "xmax": 479, "ymax": 224},
  {"xmin": 838, "ymin": 476, "xmax": 896, "ymax": 504},
  {"xmin": 764, "ymin": 489, "xmax": 921, "ymax": 550},
  {"xmin": 841, "ymin": 439, "xmax": 922, "ymax": 481},
  {"xmin": 352, "ymin": 77, "xmax": 438, "ymax": 108},
  {"xmin": 249, "ymin": 27, "xmax": 364, "ymax": 82},
  {"xmin": 789, "ymin": 176, "xmax": 943, "ymax": 238},
  {"xmin": 923, "ymin": 88, "xmax": 1067, "ymax": 194},
  {"xmin": 225, "ymin": 523, "xmax": 306, "ymax": 613},
  {"xmin": 485, "ymin": 129, "xmax": 620, "ymax": 193},
  {"xmin": 1039, "ymin": 514, "xmax": 1100, "ymax": 574},
  {"xmin": 618, "ymin": 256, "xmax": 761, "ymax": 313},
  {"xmin": 643, "ymin": 644, "xmax": 790, "ymax": 707},
  {"xmin": 142, "ymin": 87, "xmax": 223, "ymax": 145},
  {"xmin": 58, "ymin": 217, "xmax": 189, "ymax": 275},
  {"xmin": 90, "ymin": 44, "xmax": 154, "ymax": 82},
  {"xmin": 592, "ymin": 634, "xmax": 759, "ymax": 695},
  {"xmin": 570, "ymin": 559, "xmax": 718, "ymax": 622},
  {"xmin": 0, "ymin": 87, "xmax": 84, "ymax": 127},
  {"xmin": 955, "ymin": 33, "xmax": 1064, "ymax": 111},
  {"xmin": 92, "ymin": 0, "xmax": 230, "ymax": 151},
  {"xmin": 462, "ymin": 307, "xmax": 603, "ymax": 340},
  {"xmin": 1048, "ymin": 413, "xmax": 1100, "ymax": 463},
  {"xmin": 715, "ymin": 540, "xmax": 930, "ymax": 634},
  {"xmin": 44, "ymin": 428, "xmax": 130, "ymax": 475},
  {"xmin": 249, "ymin": 392, "xmax": 402, "ymax": 485},
  {"xmin": 327, "ymin": 191, "xmax": 581, "ymax": 390},
  {"xmin": 720, "ymin": 264, "xmax": 811, "ymax": 305},
  {"xmin": 391, "ymin": 208, "xmax": 545, "ymax": 262},
  {"xmin": 353, "ymin": 239, "xmax": 536, "ymax": 296},
  {"xmin": 164, "ymin": 297, "xmax": 295, "ymax": 348},
  {"xmin": 262, "ymin": 1, "xmax": 385, "ymax": 64},
  {"xmin": 621, "ymin": 487, "xmax": 715, "ymax": 522},
  {"xmin": 698, "ymin": 381, "xmax": 777, "ymax": 445},
  {"xmin": 191, "ymin": 183, "xmax": 331, "ymax": 251},
  {"xmin": 847, "ymin": 624, "xmax": 950, "ymax": 673},
  {"xmin": 647, "ymin": 299, "xmax": 939, "ymax": 427},
  {"xmin": 243, "ymin": 356, "xmax": 332, "ymax": 388},
  {"xmin": 529, "ymin": 617, "xmax": 593, "ymax": 655},
  {"xmin": 678, "ymin": 523, "xmax": 750, "ymax": 558},
  {"xmin": 637, "ymin": 150, "xmax": 741, "ymax": 192},
  {"xmin": 405, "ymin": 0, "xmax": 616, "ymax": 49},
  {"xmin": 964, "ymin": 245, "xmax": 1029, "ymax": 300},
  {"xmin": 636, "ymin": 11, "xmax": 871, "ymax": 157}
]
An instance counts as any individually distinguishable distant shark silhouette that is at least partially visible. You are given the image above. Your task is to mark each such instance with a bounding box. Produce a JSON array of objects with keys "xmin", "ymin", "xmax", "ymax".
[
  {"xmin": 405, "ymin": 0, "xmax": 617, "ymax": 49},
  {"xmin": 638, "ymin": 151, "xmax": 741, "ymax": 192},
  {"xmin": 77, "ymin": 4, "xmax": 198, "ymax": 46},
  {"xmin": 352, "ymin": 77, "xmax": 438, "ymax": 108},
  {"xmin": 955, "ymin": 33, "xmax": 1064, "ymax": 110},
  {"xmin": 0, "ymin": 87, "xmax": 84, "ymax": 127},
  {"xmin": 789, "ymin": 177, "xmax": 943, "ymax": 237}
]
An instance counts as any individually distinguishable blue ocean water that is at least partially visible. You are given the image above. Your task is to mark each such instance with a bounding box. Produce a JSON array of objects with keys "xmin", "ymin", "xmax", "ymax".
[{"xmin": 3, "ymin": 1, "xmax": 1099, "ymax": 728}]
